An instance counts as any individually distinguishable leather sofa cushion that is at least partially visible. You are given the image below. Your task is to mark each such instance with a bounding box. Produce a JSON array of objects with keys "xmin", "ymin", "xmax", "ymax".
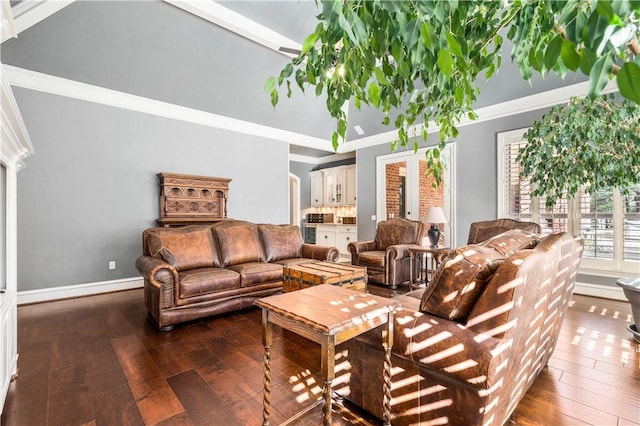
[
  {"xmin": 215, "ymin": 224, "xmax": 265, "ymax": 267},
  {"xmin": 420, "ymin": 229, "xmax": 539, "ymax": 322},
  {"xmin": 228, "ymin": 262, "xmax": 283, "ymax": 287},
  {"xmin": 258, "ymin": 224, "xmax": 303, "ymax": 262},
  {"xmin": 178, "ymin": 268, "xmax": 240, "ymax": 298},
  {"xmin": 147, "ymin": 228, "xmax": 217, "ymax": 271}
]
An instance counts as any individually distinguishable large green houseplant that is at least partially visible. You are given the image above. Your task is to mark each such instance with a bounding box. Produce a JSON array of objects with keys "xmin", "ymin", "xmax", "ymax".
[{"xmin": 268, "ymin": 0, "xmax": 640, "ymax": 201}]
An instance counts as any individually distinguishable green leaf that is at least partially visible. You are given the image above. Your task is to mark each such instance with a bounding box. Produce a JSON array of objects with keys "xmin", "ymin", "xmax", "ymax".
[
  {"xmin": 337, "ymin": 118, "xmax": 347, "ymax": 138},
  {"xmin": 596, "ymin": 0, "xmax": 614, "ymax": 21},
  {"xmin": 588, "ymin": 54, "xmax": 614, "ymax": 97},
  {"xmin": 338, "ymin": 13, "xmax": 357, "ymax": 44},
  {"xmin": 420, "ymin": 22, "xmax": 436, "ymax": 51},
  {"xmin": 368, "ymin": 81, "xmax": 381, "ymax": 106},
  {"xmin": 617, "ymin": 62, "xmax": 640, "ymax": 104},
  {"xmin": 301, "ymin": 31, "xmax": 320, "ymax": 55},
  {"xmin": 579, "ymin": 48, "xmax": 598, "ymax": 74},
  {"xmin": 446, "ymin": 32, "xmax": 462, "ymax": 58},
  {"xmin": 374, "ymin": 67, "xmax": 389, "ymax": 85},
  {"xmin": 561, "ymin": 40, "xmax": 580, "ymax": 71},
  {"xmin": 544, "ymin": 35, "xmax": 564, "ymax": 71},
  {"xmin": 404, "ymin": 18, "xmax": 420, "ymax": 49},
  {"xmin": 270, "ymin": 89, "xmax": 278, "ymax": 107},
  {"xmin": 264, "ymin": 76, "xmax": 276, "ymax": 93},
  {"xmin": 437, "ymin": 49, "xmax": 454, "ymax": 77}
]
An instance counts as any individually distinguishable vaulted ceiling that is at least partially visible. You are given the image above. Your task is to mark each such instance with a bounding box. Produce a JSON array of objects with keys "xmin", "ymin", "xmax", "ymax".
[{"xmin": 2, "ymin": 0, "xmax": 590, "ymax": 162}]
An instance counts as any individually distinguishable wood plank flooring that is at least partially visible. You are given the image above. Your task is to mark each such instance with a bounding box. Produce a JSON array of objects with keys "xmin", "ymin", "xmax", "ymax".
[{"xmin": 1, "ymin": 286, "xmax": 639, "ymax": 425}]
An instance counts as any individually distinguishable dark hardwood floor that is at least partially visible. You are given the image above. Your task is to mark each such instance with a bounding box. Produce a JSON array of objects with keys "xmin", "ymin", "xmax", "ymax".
[{"xmin": 2, "ymin": 285, "xmax": 638, "ymax": 426}]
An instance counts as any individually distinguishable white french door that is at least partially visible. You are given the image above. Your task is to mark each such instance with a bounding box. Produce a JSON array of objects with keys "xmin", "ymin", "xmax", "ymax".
[{"xmin": 376, "ymin": 144, "xmax": 456, "ymax": 247}]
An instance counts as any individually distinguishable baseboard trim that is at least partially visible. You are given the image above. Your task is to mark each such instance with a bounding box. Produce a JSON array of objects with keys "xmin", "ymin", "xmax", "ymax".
[
  {"xmin": 17, "ymin": 277, "xmax": 143, "ymax": 305},
  {"xmin": 573, "ymin": 282, "xmax": 625, "ymax": 301},
  {"xmin": 15, "ymin": 278, "xmax": 625, "ymax": 305}
]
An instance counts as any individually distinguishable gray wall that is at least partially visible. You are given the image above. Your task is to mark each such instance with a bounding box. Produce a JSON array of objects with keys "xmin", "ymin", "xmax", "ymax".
[
  {"xmin": 355, "ymin": 108, "xmax": 550, "ymax": 246},
  {"xmin": 289, "ymin": 161, "xmax": 315, "ymax": 212},
  {"xmin": 16, "ymin": 88, "xmax": 288, "ymax": 291}
]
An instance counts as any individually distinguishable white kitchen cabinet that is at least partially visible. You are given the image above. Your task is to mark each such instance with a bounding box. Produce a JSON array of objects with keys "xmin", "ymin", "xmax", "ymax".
[
  {"xmin": 316, "ymin": 224, "xmax": 357, "ymax": 259},
  {"xmin": 310, "ymin": 170, "xmax": 324, "ymax": 207},
  {"xmin": 337, "ymin": 225, "xmax": 357, "ymax": 255},
  {"xmin": 316, "ymin": 225, "xmax": 337, "ymax": 247},
  {"xmin": 324, "ymin": 168, "xmax": 345, "ymax": 206},
  {"xmin": 310, "ymin": 165, "xmax": 357, "ymax": 207}
]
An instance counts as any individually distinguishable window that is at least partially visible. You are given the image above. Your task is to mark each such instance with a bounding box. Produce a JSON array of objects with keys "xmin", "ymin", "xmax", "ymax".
[{"xmin": 498, "ymin": 128, "xmax": 639, "ymax": 276}]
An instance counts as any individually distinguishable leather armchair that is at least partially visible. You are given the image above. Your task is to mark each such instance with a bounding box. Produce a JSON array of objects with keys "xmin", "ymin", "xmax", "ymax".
[
  {"xmin": 347, "ymin": 218, "xmax": 424, "ymax": 288},
  {"xmin": 467, "ymin": 218, "xmax": 542, "ymax": 244}
]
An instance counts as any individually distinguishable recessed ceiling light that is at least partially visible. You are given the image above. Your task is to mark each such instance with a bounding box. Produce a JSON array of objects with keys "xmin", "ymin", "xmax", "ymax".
[{"xmin": 354, "ymin": 125, "xmax": 364, "ymax": 135}]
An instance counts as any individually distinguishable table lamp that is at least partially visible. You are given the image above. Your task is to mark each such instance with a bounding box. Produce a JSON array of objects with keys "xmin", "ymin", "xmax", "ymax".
[{"xmin": 423, "ymin": 206, "xmax": 447, "ymax": 248}]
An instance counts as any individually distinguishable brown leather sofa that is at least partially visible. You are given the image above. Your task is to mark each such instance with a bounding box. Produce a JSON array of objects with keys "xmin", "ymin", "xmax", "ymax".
[
  {"xmin": 338, "ymin": 229, "xmax": 584, "ymax": 425},
  {"xmin": 136, "ymin": 220, "xmax": 339, "ymax": 330},
  {"xmin": 347, "ymin": 218, "xmax": 424, "ymax": 288}
]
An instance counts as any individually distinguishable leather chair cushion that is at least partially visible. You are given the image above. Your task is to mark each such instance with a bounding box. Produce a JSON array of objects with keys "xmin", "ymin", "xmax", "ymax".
[
  {"xmin": 178, "ymin": 268, "xmax": 240, "ymax": 298},
  {"xmin": 215, "ymin": 224, "xmax": 265, "ymax": 267},
  {"xmin": 258, "ymin": 224, "xmax": 303, "ymax": 262},
  {"xmin": 420, "ymin": 230, "xmax": 539, "ymax": 322},
  {"xmin": 147, "ymin": 228, "xmax": 217, "ymax": 271},
  {"xmin": 228, "ymin": 262, "xmax": 283, "ymax": 287},
  {"xmin": 357, "ymin": 251, "xmax": 386, "ymax": 267},
  {"xmin": 375, "ymin": 219, "xmax": 422, "ymax": 250}
]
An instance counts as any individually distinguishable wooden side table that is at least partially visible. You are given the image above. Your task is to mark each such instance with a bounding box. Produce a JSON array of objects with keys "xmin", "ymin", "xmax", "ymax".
[
  {"xmin": 409, "ymin": 245, "xmax": 451, "ymax": 290},
  {"xmin": 254, "ymin": 285, "xmax": 401, "ymax": 426}
]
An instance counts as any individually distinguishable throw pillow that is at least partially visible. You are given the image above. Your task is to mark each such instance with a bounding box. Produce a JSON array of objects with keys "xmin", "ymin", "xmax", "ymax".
[
  {"xmin": 419, "ymin": 229, "xmax": 540, "ymax": 322},
  {"xmin": 420, "ymin": 245, "xmax": 504, "ymax": 321}
]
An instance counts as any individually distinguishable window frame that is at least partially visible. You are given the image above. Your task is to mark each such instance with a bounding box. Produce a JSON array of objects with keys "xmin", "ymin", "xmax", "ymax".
[{"xmin": 497, "ymin": 128, "xmax": 638, "ymax": 278}]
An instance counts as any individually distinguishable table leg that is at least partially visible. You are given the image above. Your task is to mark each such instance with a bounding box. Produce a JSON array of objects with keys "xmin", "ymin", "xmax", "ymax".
[
  {"xmin": 320, "ymin": 334, "xmax": 335, "ymax": 426},
  {"xmin": 261, "ymin": 309, "xmax": 273, "ymax": 426},
  {"xmin": 409, "ymin": 252, "xmax": 415, "ymax": 291},
  {"xmin": 382, "ymin": 311, "xmax": 394, "ymax": 426}
]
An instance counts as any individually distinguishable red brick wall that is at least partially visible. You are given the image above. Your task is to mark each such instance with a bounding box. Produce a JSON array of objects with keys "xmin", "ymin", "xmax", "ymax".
[{"xmin": 385, "ymin": 162, "xmax": 403, "ymax": 219}]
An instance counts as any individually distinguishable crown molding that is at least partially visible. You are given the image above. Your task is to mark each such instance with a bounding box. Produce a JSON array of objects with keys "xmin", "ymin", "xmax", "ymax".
[
  {"xmin": 4, "ymin": 65, "xmax": 332, "ymax": 151},
  {"xmin": 5, "ymin": 65, "xmax": 620, "ymax": 160},
  {"xmin": 1, "ymin": 65, "xmax": 33, "ymax": 171},
  {"xmin": 341, "ymin": 79, "xmax": 619, "ymax": 152}
]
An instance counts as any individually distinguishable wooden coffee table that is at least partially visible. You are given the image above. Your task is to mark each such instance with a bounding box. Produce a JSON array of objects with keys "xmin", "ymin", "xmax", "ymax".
[
  {"xmin": 254, "ymin": 284, "xmax": 400, "ymax": 426},
  {"xmin": 283, "ymin": 261, "xmax": 367, "ymax": 292}
]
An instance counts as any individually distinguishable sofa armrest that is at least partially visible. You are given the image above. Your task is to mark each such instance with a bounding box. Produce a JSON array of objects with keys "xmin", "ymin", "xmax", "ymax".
[
  {"xmin": 301, "ymin": 243, "xmax": 340, "ymax": 262},
  {"xmin": 347, "ymin": 240, "xmax": 377, "ymax": 254},
  {"xmin": 135, "ymin": 255, "xmax": 178, "ymax": 289},
  {"xmin": 395, "ymin": 309, "xmax": 505, "ymax": 389},
  {"xmin": 386, "ymin": 244, "xmax": 413, "ymax": 260}
]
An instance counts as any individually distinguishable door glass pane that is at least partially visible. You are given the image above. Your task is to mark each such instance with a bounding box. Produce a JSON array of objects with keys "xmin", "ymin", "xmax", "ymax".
[
  {"xmin": 623, "ymin": 185, "xmax": 640, "ymax": 261},
  {"xmin": 385, "ymin": 161, "xmax": 407, "ymax": 219}
]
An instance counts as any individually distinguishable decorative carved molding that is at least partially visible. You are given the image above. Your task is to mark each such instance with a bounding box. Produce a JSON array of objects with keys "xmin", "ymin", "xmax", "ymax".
[
  {"xmin": 1, "ymin": 65, "xmax": 34, "ymax": 171},
  {"xmin": 156, "ymin": 172, "xmax": 231, "ymax": 227}
]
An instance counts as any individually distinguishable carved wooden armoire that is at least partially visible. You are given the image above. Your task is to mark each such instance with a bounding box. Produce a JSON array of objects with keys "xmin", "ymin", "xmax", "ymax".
[{"xmin": 156, "ymin": 173, "xmax": 231, "ymax": 227}]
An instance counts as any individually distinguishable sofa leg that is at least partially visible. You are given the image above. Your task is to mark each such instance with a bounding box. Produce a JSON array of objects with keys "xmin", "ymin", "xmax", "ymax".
[{"xmin": 147, "ymin": 312, "xmax": 174, "ymax": 332}]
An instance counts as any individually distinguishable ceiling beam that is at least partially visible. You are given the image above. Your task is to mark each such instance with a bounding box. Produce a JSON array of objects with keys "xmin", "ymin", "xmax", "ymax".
[
  {"xmin": 164, "ymin": 0, "xmax": 301, "ymax": 58},
  {"xmin": 9, "ymin": 0, "xmax": 76, "ymax": 38}
]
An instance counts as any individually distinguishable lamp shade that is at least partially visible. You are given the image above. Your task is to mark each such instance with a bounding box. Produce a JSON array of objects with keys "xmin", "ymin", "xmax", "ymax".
[{"xmin": 423, "ymin": 206, "xmax": 447, "ymax": 224}]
